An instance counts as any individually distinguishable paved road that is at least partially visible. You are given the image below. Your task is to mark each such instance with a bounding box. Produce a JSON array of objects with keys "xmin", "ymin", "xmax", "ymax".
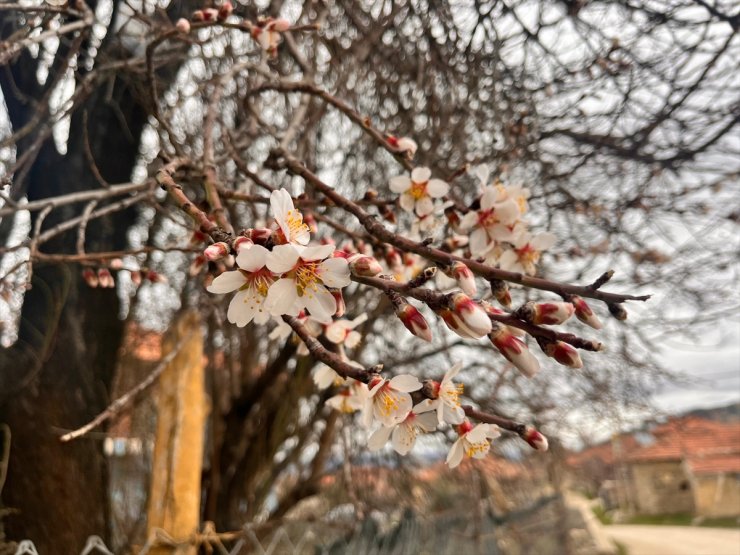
[{"xmin": 605, "ymin": 525, "xmax": 740, "ymax": 555}]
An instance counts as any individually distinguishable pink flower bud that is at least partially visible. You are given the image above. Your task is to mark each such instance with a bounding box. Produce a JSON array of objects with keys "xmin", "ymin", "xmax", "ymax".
[
  {"xmin": 268, "ymin": 18, "xmax": 291, "ymax": 32},
  {"xmin": 571, "ymin": 295, "xmax": 602, "ymax": 329},
  {"xmin": 523, "ymin": 427, "xmax": 549, "ymax": 451},
  {"xmin": 444, "ymin": 261, "xmax": 476, "ymax": 297},
  {"xmin": 109, "ymin": 258, "xmax": 123, "ymax": 270},
  {"xmin": 97, "ymin": 268, "xmax": 115, "ymax": 288},
  {"xmin": 146, "ymin": 270, "xmax": 167, "ymax": 283},
  {"xmin": 348, "ymin": 254, "xmax": 383, "ymax": 277},
  {"xmin": 449, "ymin": 293, "xmax": 491, "ymax": 338},
  {"xmin": 531, "ymin": 302, "xmax": 575, "ymax": 325},
  {"xmin": 456, "ymin": 419, "xmax": 474, "ymax": 436},
  {"xmin": 204, "ymin": 241, "xmax": 229, "ymax": 261},
  {"xmin": 488, "ymin": 325, "xmax": 540, "ymax": 377},
  {"xmin": 175, "ymin": 18, "xmax": 191, "ymax": 33},
  {"xmin": 217, "ymin": 1, "xmax": 233, "ymax": 21},
  {"xmin": 396, "ymin": 137, "xmax": 418, "ymax": 156},
  {"xmin": 202, "ymin": 8, "xmax": 219, "ymax": 21},
  {"xmin": 189, "ymin": 255, "xmax": 206, "ymax": 277},
  {"xmin": 82, "ymin": 268, "xmax": 99, "ymax": 288},
  {"xmin": 543, "ymin": 340, "xmax": 583, "ymax": 369},
  {"xmin": 332, "ymin": 289, "xmax": 346, "ymax": 318},
  {"xmin": 233, "ymin": 236, "xmax": 253, "ymax": 254},
  {"xmin": 396, "ymin": 303, "xmax": 432, "ymax": 342},
  {"xmin": 130, "ymin": 271, "xmax": 142, "ymax": 286}
]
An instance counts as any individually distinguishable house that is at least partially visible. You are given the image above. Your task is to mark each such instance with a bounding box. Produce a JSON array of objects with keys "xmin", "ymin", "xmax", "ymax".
[{"xmin": 624, "ymin": 417, "xmax": 740, "ymax": 517}]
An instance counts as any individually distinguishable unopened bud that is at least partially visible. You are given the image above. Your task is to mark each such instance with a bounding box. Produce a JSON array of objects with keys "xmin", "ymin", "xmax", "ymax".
[
  {"xmin": 608, "ymin": 302, "xmax": 627, "ymax": 321},
  {"xmin": 490, "ymin": 279, "xmax": 511, "ymax": 308},
  {"xmin": 217, "ymin": 1, "xmax": 233, "ymax": 20},
  {"xmin": 82, "ymin": 268, "xmax": 98, "ymax": 288},
  {"xmin": 130, "ymin": 271, "xmax": 142, "ymax": 286},
  {"xmin": 175, "ymin": 18, "xmax": 191, "ymax": 33},
  {"xmin": 268, "ymin": 18, "xmax": 291, "ymax": 32},
  {"xmin": 109, "ymin": 258, "xmax": 123, "ymax": 270},
  {"xmin": 97, "ymin": 268, "xmax": 115, "ymax": 288},
  {"xmin": 247, "ymin": 227, "xmax": 272, "ymax": 245},
  {"xmin": 348, "ymin": 254, "xmax": 383, "ymax": 277},
  {"xmin": 191, "ymin": 9, "xmax": 205, "ymax": 21},
  {"xmin": 444, "ymin": 261, "xmax": 476, "ymax": 297},
  {"xmin": 523, "ymin": 427, "xmax": 549, "ymax": 451},
  {"xmin": 520, "ymin": 301, "xmax": 575, "ymax": 325},
  {"xmin": 489, "ymin": 325, "xmax": 540, "ymax": 377},
  {"xmin": 233, "ymin": 236, "xmax": 253, "ymax": 254},
  {"xmin": 450, "ymin": 293, "xmax": 491, "ymax": 338},
  {"xmin": 331, "ymin": 289, "xmax": 346, "ymax": 318},
  {"xmin": 396, "ymin": 303, "xmax": 432, "ymax": 342},
  {"xmin": 189, "ymin": 255, "xmax": 206, "ymax": 276},
  {"xmin": 202, "ymin": 8, "xmax": 219, "ymax": 21},
  {"xmin": 204, "ymin": 241, "xmax": 229, "ymax": 261},
  {"xmin": 146, "ymin": 270, "xmax": 167, "ymax": 283},
  {"xmin": 571, "ymin": 295, "xmax": 602, "ymax": 329},
  {"xmin": 541, "ymin": 340, "xmax": 583, "ymax": 368}
]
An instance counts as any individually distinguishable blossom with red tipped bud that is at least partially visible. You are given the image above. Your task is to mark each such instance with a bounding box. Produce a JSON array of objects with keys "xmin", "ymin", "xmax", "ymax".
[
  {"xmin": 204, "ymin": 241, "xmax": 229, "ymax": 261},
  {"xmin": 386, "ymin": 135, "xmax": 418, "ymax": 157},
  {"xmin": 189, "ymin": 255, "xmax": 206, "ymax": 277},
  {"xmin": 488, "ymin": 324, "xmax": 540, "ymax": 377},
  {"xmin": 175, "ymin": 18, "xmax": 191, "ymax": 33},
  {"xmin": 97, "ymin": 268, "xmax": 115, "ymax": 288},
  {"xmin": 520, "ymin": 301, "xmax": 575, "ymax": 325},
  {"xmin": 82, "ymin": 268, "xmax": 99, "ymax": 288},
  {"xmin": 570, "ymin": 295, "xmax": 602, "ymax": 329},
  {"xmin": 523, "ymin": 427, "xmax": 549, "ymax": 451},
  {"xmin": 217, "ymin": 1, "xmax": 233, "ymax": 20},
  {"xmin": 444, "ymin": 261, "xmax": 477, "ymax": 297},
  {"xmin": 348, "ymin": 254, "xmax": 383, "ymax": 277},
  {"xmin": 396, "ymin": 303, "xmax": 432, "ymax": 342},
  {"xmin": 541, "ymin": 340, "xmax": 583, "ymax": 368},
  {"xmin": 490, "ymin": 279, "xmax": 511, "ymax": 308}
]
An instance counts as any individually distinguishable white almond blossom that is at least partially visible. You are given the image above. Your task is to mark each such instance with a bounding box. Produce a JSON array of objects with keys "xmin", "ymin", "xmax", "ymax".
[
  {"xmin": 324, "ymin": 313, "xmax": 368, "ymax": 348},
  {"xmin": 361, "ymin": 374, "xmax": 422, "ymax": 428},
  {"xmin": 389, "ymin": 167, "xmax": 449, "ymax": 217},
  {"xmin": 446, "ymin": 420, "xmax": 501, "ymax": 468},
  {"xmin": 313, "ymin": 364, "xmax": 346, "ymax": 389},
  {"xmin": 326, "ymin": 381, "xmax": 367, "ymax": 414},
  {"xmin": 206, "ymin": 244, "xmax": 274, "ymax": 327},
  {"xmin": 459, "ymin": 187, "xmax": 522, "ymax": 258},
  {"xmin": 265, "ymin": 244, "xmax": 351, "ymax": 322},
  {"xmin": 498, "ymin": 231, "xmax": 557, "ymax": 275},
  {"xmin": 270, "ymin": 188, "xmax": 311, "ymax": 246},
  {"xmin": 368, "ymin": 403, "xmax": 438, "ymax": 455},
  {"xmin": 428, "ymin": 363, "xmax": 466, "ymax": 425}
]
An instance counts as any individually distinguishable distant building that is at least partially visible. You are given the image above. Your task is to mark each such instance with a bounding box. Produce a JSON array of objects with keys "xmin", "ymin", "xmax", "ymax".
[{"xmin": 568, "ymin": 416, "xmax": 740, "ymax": 518}]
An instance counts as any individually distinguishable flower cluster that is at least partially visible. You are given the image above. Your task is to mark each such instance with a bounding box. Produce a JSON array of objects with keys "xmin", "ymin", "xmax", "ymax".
[{"xmin": 207, "ymin": 189, "xmax": 351, "ymax": 326}]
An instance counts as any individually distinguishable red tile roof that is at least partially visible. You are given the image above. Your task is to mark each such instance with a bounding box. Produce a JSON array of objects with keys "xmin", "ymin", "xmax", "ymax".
[{"xmin": 626, "ymin": 417, "xmax": 740, "ymax": 474}]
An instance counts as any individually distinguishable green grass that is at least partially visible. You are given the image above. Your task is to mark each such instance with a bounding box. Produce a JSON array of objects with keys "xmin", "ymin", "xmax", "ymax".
[
  {"xmin": 592, "ymin": 505, "xmax": 613, "ymax": 525},
  {"xmin": 624, "ymin": 513, "xmax": 739, "ymax": 528},
  {"xmin": 613, "ymin": 540, "xmax": 629, "ymax": 555}
]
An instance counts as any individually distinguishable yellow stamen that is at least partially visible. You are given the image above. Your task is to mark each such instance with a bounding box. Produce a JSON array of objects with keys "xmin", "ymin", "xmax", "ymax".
[{"xmin": 408, "ymin": 180, "xmax": 427, "ymax": 200}]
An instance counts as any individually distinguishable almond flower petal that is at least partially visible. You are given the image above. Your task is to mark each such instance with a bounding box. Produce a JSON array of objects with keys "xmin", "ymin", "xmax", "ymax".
[
  {"xmin": 389, "ymin": 175, "xmax": 412, "ymax": 193},
  {"xmin": 207, "ymin": 270, "xmax": 246, "ymax": 294},
  {"xmin": 235, "ymin": 244, "xmax": 270, "ymax": 272},
  {"xmin": 411, "ymin": 166, "xmax": 432, "ymax": 182},
  {"xmin": 266, "ymin": 244, "xmax": 301, "ymax": 274}
]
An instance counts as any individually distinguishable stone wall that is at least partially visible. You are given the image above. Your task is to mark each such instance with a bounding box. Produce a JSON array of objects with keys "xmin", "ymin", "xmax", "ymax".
[
  {"xmin": 693, "ymin": 474, "xmax": 740, "ymax": 518},
  {"xmin": 628, "ymin": 461, "xmax": 694, "ymax": 515}
]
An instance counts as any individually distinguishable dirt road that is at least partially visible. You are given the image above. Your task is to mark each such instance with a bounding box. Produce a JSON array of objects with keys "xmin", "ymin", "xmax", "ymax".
[{"xmin": 605, "ymin": 525, "xmax": 740, "ymax": 555}]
